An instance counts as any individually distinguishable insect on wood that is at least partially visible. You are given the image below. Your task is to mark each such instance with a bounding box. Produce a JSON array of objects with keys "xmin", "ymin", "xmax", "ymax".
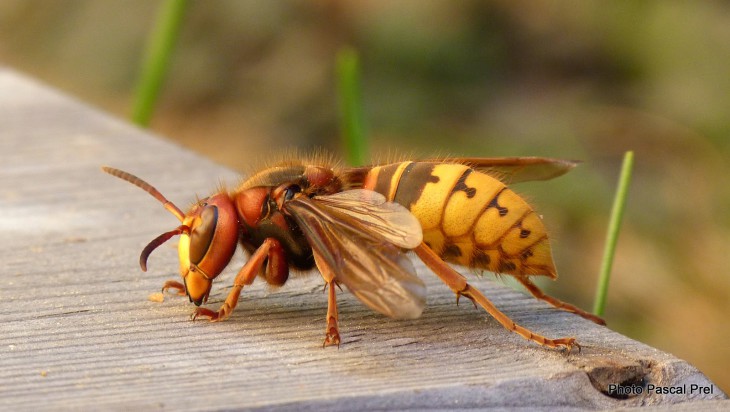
[{"xmin": 102, "ymin": 155, "xmax": 604, "ymax": 349}]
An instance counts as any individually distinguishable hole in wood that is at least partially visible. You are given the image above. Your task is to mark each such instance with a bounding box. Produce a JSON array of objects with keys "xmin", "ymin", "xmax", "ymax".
[{"xmin": 581, "ymin": 357, "xmax": 652, "ymax": 400}]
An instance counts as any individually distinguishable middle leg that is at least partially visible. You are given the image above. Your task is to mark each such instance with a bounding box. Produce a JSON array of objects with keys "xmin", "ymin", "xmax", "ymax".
[
  {"xmin": 323, "ymin": 280, "xmax": 341, "ymax": 347},
  {"xmin": 311, "ymin": 248, "xmax": 341, "ymax": 347}
]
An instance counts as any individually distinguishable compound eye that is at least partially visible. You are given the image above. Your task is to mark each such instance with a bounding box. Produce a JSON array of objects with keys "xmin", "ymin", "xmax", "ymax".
[
  {"xmin": 189, "ymin": 205, "xmax": 218, "ymax": 265},
  {"xmin": 283, "ymin": 185, "xmax": 301, "ymax": 201}
]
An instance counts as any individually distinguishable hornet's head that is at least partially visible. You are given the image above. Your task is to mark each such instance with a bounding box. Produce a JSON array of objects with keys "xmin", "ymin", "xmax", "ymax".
[{"xmin": 102, "ymin": 167, "xmax": 239, "ymax": 305}]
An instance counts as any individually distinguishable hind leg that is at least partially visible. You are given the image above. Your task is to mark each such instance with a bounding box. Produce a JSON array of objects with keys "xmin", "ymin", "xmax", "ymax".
[
  {"xmin": 516, "ymin": 276, "xmax": 605, "ymax": 325},
  {"xmin": 414, "ymin": 243, "xmax": 578, "ymax": 351}
]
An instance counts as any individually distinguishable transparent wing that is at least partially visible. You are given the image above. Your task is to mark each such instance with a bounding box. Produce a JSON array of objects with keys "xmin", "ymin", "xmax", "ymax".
[
  {"xmin": 311, "ymin": 189, "xmax": 423, "ymax": 248},
  {"xmin": 423, "ymin": 157, "xmax": 578, "ymax": 184},
  {"xmin": 285, "ymin": 192, "xmax": 426, "ymax": 319}
]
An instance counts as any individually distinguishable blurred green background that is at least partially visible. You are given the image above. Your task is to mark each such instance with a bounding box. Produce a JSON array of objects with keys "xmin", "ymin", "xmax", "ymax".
[{"xmin": 2, "ymin": 1, "xmax": 728, "ymax": 391}]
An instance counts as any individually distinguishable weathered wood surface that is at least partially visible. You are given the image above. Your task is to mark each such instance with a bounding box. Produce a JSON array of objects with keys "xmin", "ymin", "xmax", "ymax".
[{"xmin": 0, "ymin": 67, "xmax": 727, "ymax": 411}]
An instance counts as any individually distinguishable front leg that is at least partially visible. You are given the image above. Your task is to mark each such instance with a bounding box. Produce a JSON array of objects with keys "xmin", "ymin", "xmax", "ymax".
[
  {"xmin": 148, "ymin": 280, "xmax": 187, "ymax": 303},
  {"xmin": 161, "ymin": 280, "xmax": 186, "ymax": 296},
  {"xmin": 193, "ymin": 238, "xmax": 285, "ymax": 322}
]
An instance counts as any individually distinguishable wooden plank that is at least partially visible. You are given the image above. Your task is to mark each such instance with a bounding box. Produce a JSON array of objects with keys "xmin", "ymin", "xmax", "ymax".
[{"xmin": 0, "ymin": 67, "xmax": 727, "ymax": 410}]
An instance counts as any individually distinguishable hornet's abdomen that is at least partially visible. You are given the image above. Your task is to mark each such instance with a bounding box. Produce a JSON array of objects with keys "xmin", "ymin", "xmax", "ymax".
[{"xmin": 363, "ymin": 162, "xmax": 557, "ymax": 278}]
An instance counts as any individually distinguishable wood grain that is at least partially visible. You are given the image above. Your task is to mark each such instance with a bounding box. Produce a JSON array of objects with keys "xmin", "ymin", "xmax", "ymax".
[{"xmin": 0, "ymin": 68, "xmax": 727, "ymax": 410}]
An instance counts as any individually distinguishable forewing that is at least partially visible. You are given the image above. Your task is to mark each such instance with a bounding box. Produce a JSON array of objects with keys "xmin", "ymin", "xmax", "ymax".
[
  {"xmin": 285, "ymin": 195, "xmax": 426, "ymax": 319},
  {"xmin": 312, "ymin": 189, "xmax": 423, "ymax": 249},
  {"xmin": 424, "ymin": 157, "xmax": 578, "ymax": 183}
]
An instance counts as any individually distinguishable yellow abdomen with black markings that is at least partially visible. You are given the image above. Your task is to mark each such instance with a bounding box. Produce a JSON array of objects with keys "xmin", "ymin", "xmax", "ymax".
[{"xmin": 363, "ymin": 162, "xmax": 557, "ymax": 278}]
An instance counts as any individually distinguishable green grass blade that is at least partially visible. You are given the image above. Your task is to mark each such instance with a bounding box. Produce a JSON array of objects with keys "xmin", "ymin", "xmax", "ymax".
[
  {"xmin": 336, "ymin": 47, "xmax": 369, "ymax": 166},
  {"xmin": 131, "ymin": 0, "xmax": 190, "ymax": 127},
  {"xmin": 593, "ymin": 150, "xmax": 634, "ymax": 316}
]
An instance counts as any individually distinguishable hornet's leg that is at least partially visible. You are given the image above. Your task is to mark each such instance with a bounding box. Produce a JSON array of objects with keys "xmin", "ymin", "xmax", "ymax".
[
  {"xmin": 516, "ymin": 276, "xmax": 606, "ymax": 325},
  {"xmin": 193, "ymin": 238, "xmax": 285, "ymax": 322},
  {"xmin": 161, "ymin": 280, "xmax": 186, "ymax": 296},
  {"xmin": 312, "ymin": 248, "xmax": 341, "ymax": 347},
  {"xmin": 414, "ymin": 243, "xmax": 578, "ymax": 351},
  {"xmin": 323, "ymin": 280, "xmax": 341, "ymax": 348}
]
